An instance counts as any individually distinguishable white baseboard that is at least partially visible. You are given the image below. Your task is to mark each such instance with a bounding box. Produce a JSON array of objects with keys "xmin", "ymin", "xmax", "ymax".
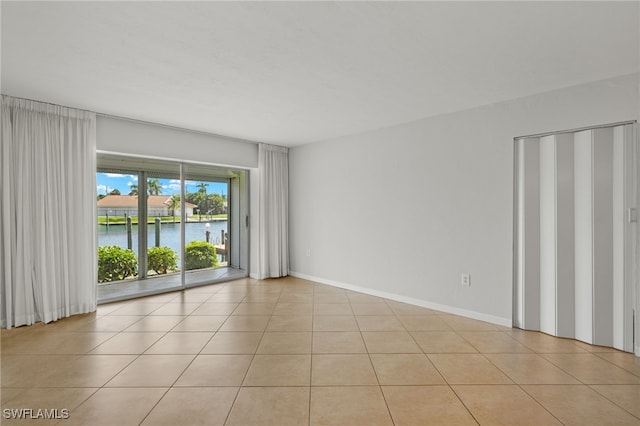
[{"xmin": 290, "ymin": 271, "xmax": 512, "ymax": 328}]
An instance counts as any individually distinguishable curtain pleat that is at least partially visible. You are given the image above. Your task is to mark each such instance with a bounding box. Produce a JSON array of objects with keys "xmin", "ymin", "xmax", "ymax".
[
  {"xmin": 258, "ymin": 143, "xmax": 289, "ymax": 278},
  {"xmin": 0, "ymin": 95, "xmax": 97, "ymax": 328}
]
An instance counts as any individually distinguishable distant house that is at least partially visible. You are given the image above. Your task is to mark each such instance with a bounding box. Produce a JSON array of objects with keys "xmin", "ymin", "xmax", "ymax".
[{"xmin": 97, "ymin": 195, "xmax": 196, "ymax": 217}]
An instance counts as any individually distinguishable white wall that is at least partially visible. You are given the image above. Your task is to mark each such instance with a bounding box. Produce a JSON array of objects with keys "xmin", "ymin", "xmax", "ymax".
[
  {"xmin": 289, "ymin": 73, "xmax": 639, "ymax": 325},
  {"xmin": 97, "ymin": 116, "xmax": 258, "ymax": 168}
]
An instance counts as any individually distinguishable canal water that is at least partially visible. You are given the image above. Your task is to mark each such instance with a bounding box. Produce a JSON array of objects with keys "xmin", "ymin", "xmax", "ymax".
[{"xmin": 98, "ymin": 221, "xmax": 227, "ymax": 258}]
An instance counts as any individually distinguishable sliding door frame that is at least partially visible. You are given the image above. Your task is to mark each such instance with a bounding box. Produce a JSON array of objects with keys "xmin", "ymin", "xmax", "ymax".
[{"xmin": 97, "ymin": 152, "xmax": 250, "ymax": 300}]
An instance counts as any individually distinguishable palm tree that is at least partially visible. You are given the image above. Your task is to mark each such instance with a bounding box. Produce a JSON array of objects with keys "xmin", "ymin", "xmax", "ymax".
[
  {"xmin": 168, "ymin": 194, "xmax": 180, "ymax": 222},
  {"xmin": 147, "ymin": 178, "xmax": 162, "ymax": 196},
  {"xmin": 129, "ymin": 180, "xmax": 161, "ymax": 196},
  {"xmin": 197, "ymin": 182, "xmax": 208, "ymax": 194}
]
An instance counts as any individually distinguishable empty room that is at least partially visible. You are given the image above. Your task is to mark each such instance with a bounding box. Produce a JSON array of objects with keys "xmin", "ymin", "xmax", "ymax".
[{"xmin": 1, "ymin": 1, "xmax": 639, "ymax": 425}]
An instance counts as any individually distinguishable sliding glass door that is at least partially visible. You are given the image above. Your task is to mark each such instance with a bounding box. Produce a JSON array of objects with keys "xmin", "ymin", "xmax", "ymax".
[
  {"xmin": 97, "ymin": 170, "xmax": 143, "ymax": 284},
  {"xmin": 142, "ymin": 171, "xmax": 182, "ymax": 283},
  {"xmin": 96, "ymin": 154, "xmax": 249, "ymax": 302},
  {"xmin": 182, "ymin": 173, "xmax": 230, "ymax": 286}
]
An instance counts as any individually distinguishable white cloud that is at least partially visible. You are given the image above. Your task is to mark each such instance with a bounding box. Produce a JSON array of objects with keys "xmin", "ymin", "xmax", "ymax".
[
  {"xmin": 97, "ymin": 184, "xmax": 107, "ymax": 193},
  {"xmin": 102, "ymin": 173, "xmax": 138, "ymax": 180},
  {"xmin": 126, "ymin": 176, "xmax": 139, "ymax": 188},
  {"xmin": 162, "ymin": 183, "xmax": 181, "ymax": 193}
]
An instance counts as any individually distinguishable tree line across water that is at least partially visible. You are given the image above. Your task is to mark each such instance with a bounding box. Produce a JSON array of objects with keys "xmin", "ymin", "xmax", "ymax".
[{"xmin": 97, "ymin": 179, "xmax": 227, "ymax": 216}]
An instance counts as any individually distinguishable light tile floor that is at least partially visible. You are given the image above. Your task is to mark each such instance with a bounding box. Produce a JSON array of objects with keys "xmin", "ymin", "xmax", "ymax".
[{"xmin": 2, "ymin": 276, "xmax": 639, "ymax": 425}]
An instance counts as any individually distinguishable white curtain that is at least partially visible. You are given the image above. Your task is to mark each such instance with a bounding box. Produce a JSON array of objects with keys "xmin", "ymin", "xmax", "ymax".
[
  {"xmin": 1, "ymin": 96, "xmax": 97, "ymax": 329},
  {"xmin": 258, "ymin": 143, "xmax": 289, "ymax": 278}
]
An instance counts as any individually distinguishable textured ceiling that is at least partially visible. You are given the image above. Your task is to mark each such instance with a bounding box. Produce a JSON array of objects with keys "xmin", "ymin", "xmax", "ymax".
[{"xmin": 2, "ymin": 1, "xmax": 638, "ymax": 146}]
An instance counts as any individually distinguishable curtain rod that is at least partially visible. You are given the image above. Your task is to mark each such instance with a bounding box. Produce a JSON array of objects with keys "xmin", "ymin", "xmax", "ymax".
[{"xmin": 515, "ymin": 120, "xmax": 637, "ymax": 140}]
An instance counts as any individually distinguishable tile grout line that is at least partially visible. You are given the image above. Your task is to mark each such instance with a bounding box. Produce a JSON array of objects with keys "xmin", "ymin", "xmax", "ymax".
[
  {"xmin": 361, "ymin": 299, "xmax": 397, "ymax": 426},
  {"xmin": 308, "ymin": 285, "xmax": 317, "ymax": 426},
  {"xmin": 221, "ymin": 288, "xmax": 280, "ymax": 426},
  {"xmin": 412, "ymin": 318, "xmax": 482, "ymax": 426},
  {"xmin": 92, "ymin": 288, "xmax": 217, "ymax": 425},
  {"xmin": 586, "ymin": 384, "xmax": 640, "ymax": 421},
  {"xmin": 479, "ymin": 352, "xmax": 568, "ymax": 426},
  {"xmin": 138, "ymin": 286, "xmax": 231, "ymax": 425},
  {"xmin": 445, "ymin": 385, "xmax": 482, "ymax": 426},
  {"xmin": 591, "ymin": 351, "xmax": 640, "ymax": 378},
  {"xmin": 5, "ymin": 277, "xmax": 640, "ymax": 425}
]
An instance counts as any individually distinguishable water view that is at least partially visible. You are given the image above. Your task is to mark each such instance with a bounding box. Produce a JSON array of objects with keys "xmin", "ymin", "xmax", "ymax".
[{"xmin": 98, "ymin": 220, "xmax": 228, "ymax": 260}]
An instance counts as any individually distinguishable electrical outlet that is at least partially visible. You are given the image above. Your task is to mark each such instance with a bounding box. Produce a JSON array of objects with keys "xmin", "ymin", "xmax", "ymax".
[
  {"xmin": 461, "ymin": 273, "xmax": 471, "ymax": 286},
  {"xmin": 306, "ymin": 248, "xmax": 311, "ymax": 257}
]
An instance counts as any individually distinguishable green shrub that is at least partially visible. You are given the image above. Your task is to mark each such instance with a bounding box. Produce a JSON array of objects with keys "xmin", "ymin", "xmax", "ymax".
[
  {"xmin": 184, "ymin": 240, "xmax": 218, "ymax": 270},
  {"xmin": 98, "ymin": 245, "xmax": 138, "ymax": 283},
  {"xmin": 147, "ymin": 246, "xmax": 178, "ymax": 274}
]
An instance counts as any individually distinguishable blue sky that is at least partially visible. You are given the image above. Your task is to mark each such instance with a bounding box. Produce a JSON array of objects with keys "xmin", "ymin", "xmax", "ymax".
[{"xmin": 97, "ymin": 173, "xmax": 227, "ymax": 196}]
